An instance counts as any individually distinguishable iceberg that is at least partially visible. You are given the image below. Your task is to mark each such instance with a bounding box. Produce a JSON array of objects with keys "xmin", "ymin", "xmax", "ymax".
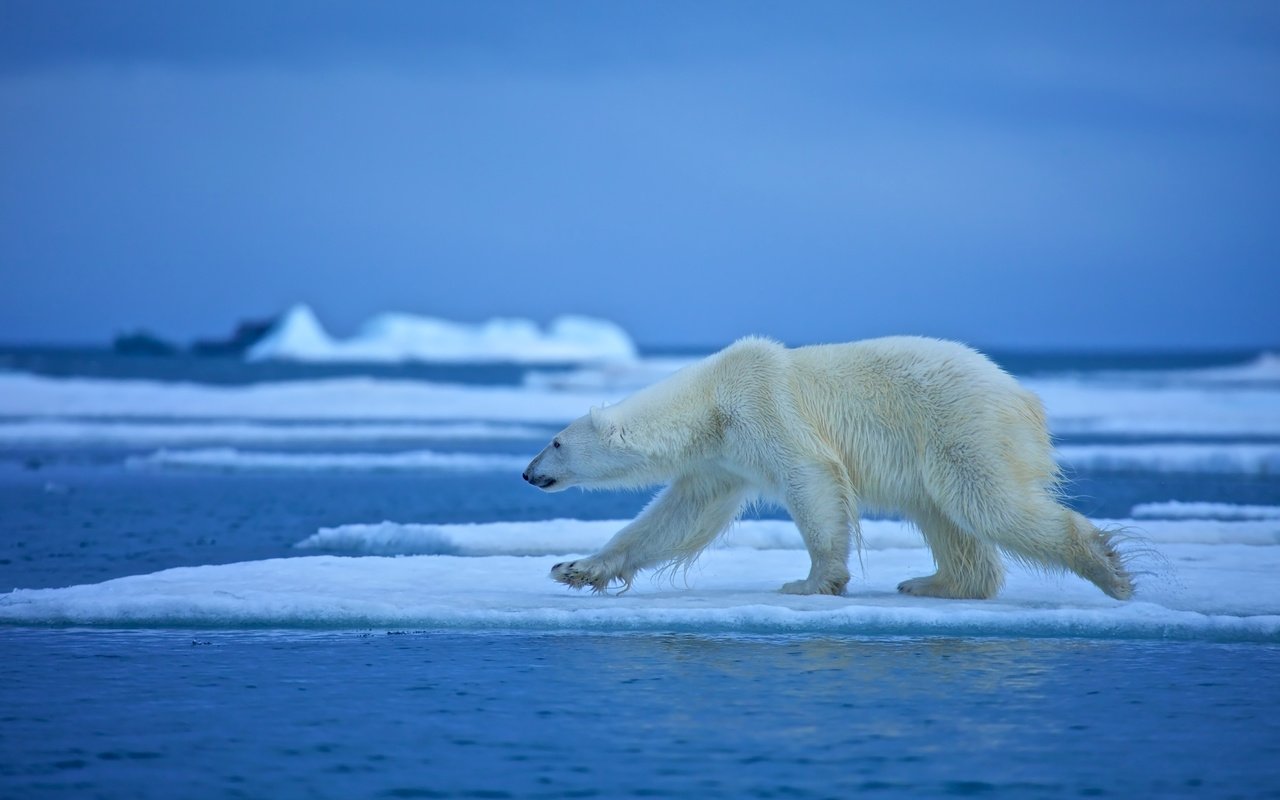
[{"xmin": 247, "ymin": 304, "xmax": 638, "ymax": 364}]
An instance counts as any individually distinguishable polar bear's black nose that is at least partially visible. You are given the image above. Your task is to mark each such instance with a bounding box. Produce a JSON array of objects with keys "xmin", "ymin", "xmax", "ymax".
[{"xmin": 521, "ymin": 471, "xmax": 530, "ymax": 482}]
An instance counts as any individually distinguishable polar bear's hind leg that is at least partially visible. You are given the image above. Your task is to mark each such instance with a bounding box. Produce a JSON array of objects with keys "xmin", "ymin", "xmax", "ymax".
[{"xmin": 898, "ymin": 503, "xmax": 1004, "ymax": 599}]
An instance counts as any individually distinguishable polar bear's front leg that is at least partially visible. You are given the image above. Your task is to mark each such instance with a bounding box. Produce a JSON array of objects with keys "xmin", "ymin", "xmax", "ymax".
[
  {"xmin": 780, "ymin": 461, "xmax": 858, "ymax": 596},
  {"xmin": 549, "ymin": 471, "xmax": 748, "ymax": 594}
]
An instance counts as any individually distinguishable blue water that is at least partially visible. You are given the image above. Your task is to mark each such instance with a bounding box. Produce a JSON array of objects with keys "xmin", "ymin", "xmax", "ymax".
[
  {"xmin": 3, "ymin": 631, "xmax": 1278, "ymax": 798},
  {"xmin": 2, "ymin": 348, "xmax": 1279, "ymax": 798}
]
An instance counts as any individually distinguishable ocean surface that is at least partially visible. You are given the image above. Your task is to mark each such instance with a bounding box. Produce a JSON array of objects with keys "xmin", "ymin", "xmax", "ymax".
[{"xmin": 1, "ymin": 346, "xmax": 1278, "ymax": 798}]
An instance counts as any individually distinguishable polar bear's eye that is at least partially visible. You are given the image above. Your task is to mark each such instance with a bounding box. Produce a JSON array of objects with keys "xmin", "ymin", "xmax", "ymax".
[{"xmin": 553, "ymin": 440, "xmax": 561, "ymax": 449}]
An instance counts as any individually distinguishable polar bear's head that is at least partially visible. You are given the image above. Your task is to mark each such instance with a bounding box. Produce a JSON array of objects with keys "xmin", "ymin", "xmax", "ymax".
[{"xmin": 522, "ymin": 406, "xmax": 651, "ymax": 492}]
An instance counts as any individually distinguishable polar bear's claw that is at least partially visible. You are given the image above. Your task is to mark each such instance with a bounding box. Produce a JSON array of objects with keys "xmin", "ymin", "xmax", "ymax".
[{"xmin": 550, "ymin": 560, "xmax": 610, "ymax": 593}]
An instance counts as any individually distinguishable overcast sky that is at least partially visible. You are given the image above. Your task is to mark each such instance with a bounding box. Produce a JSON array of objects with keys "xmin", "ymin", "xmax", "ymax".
[{"xmin": 1, "ymin": 1, "xmax": 1277, "ymax": 349}]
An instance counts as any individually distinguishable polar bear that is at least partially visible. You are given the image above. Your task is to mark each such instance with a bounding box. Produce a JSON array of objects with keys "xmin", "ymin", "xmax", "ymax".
[{"xmin": 522, "ymin": 336, "xmax": 1133, "ymax": 600}]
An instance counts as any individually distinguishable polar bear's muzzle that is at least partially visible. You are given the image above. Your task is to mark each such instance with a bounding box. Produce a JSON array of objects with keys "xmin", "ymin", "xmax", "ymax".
[
  {"xmin": 524, "ymin": 472, "xmax": 558, "ymax": 490},
  {"xmin": 522, "ymin": 453, "xmax": 564, "ymax": 491}
]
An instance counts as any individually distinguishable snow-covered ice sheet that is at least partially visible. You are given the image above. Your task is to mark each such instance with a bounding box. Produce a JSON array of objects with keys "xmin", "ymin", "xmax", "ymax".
[
  {"xmin": 248, "ymin": 305, "xmax": 637, "ymax": 364},
  {"xmin": 3, "ymin": 518, "xmax": 1276, "ymax": 641}
]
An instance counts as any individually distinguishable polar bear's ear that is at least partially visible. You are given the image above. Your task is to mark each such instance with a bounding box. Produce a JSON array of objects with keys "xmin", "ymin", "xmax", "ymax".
[{"xmin": 589, "ymin": 406, "xmax": 628, "ymax": 449}]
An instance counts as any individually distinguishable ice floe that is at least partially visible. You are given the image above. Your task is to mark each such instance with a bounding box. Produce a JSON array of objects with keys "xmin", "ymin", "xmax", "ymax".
[
  {"xmin": 0, "ymin": 540, "xmax": 1273, "ymax": 641},
  {"xmin": 3, "ymin": 517, "xmax": 1276, "ymax": 641}
]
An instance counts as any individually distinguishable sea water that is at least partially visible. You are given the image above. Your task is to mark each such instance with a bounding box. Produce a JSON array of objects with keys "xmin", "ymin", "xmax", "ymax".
[{"xmin": 1, "ymin": 347, "xmax": 1278, "ymax": 798}]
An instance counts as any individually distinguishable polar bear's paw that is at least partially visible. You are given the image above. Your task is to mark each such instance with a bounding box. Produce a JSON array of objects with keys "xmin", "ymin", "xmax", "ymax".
[
  {"xmin": 550, "ymin": 558, "xmax": 621, "ymax": 594},
  {"xmin": 897, "ymin": 573, "xmax": 995, "ymax": 600},
  {"xmin": 779, "ymin": 576, "xmax": 848, "ymax": 596}
]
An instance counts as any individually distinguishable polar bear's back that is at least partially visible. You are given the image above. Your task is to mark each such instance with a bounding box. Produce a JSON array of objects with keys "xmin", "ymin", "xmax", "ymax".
[
  {"xmin": 787, "ymin": 336, "xmax": 1028, "ymax": 413},
  {"xmin": 781, "ymin": 336, "xmax": 1057, "ymax": 507}
]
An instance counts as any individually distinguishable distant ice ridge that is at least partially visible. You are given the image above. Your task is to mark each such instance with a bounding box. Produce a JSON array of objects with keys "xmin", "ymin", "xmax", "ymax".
[
  {"xmin": 1131, "ymin": 502, "xmax": 1280, "ymax": 521},
  {"xmin": 296, "ymin": 517, "xmax": 1280, "ymax": 556},
  {"xmin": 0, "ymin": 420, "xmax": 549, "ymax": 445},
  {"xmin": 127, "ymin": 448, "xmax": 528, "ymax": 472},
  {"xmin": 247, "ymin": 304, "xmax": 638, "ymax": 364},
  {"xmin": 3, "ymin": 528, "xmax": 1278, "ymax": 640}
]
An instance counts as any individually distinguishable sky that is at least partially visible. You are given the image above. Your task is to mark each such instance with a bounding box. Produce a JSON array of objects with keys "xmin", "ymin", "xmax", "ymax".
[{"xmin": 1, "ymin": 1, "xmax": 1277, "ymax": 350}]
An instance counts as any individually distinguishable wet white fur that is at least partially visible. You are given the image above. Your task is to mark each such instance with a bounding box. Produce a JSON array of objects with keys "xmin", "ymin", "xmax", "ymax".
[{"xmin": 524, "ymin": 336, "xmax": 1133, "ymax": 600}]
